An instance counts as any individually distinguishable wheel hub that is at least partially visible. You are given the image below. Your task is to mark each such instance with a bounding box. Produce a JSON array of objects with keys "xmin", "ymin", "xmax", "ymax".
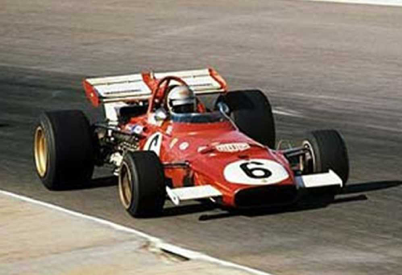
[{"xmin": 34, "ymin": 126, "xmax": 48, "ymax": 177}]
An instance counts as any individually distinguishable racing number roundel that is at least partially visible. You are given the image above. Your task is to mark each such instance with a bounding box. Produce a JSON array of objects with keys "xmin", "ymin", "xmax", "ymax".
[
  {"xmin": 144, "ymin": 132, "xmax": 162, "ymax": 156},
  {"xmin": 223, "ymin": 159, "xmax": 289, "ymax": 185}
]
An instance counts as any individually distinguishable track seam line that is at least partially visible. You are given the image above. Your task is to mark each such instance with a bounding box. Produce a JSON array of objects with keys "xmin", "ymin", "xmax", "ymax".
[
  {"xmin": 272, "ymin": 108, "xmax": 304, "ymax": 118},
  {"xmin": 0, "ymin": 190, "xmax": 273, "ymax": 275}
]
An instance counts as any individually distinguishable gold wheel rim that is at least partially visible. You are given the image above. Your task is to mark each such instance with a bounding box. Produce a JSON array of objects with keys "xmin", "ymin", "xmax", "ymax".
[
  {"xmin": 34, "ymin": 126, "xmax": 48, "ymax": 177},
  {"xmin": 119, "ymin": 162, "xmax": 133, "ymax": 209}
]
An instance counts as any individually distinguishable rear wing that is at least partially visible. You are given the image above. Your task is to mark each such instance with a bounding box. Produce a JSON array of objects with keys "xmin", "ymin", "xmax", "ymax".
[{"xmin": 83, "ymin": 68, "xmax": 227, "ymax": 107}]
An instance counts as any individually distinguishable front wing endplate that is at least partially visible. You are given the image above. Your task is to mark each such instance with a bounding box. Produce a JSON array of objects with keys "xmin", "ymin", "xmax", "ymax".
[
  {"xmin": 166, "ymin": 185, "xmax": 222, "ymax": 206},
  {"xmin": 295, "ymin": 170, "xmax": 343, "ymax": 189}
]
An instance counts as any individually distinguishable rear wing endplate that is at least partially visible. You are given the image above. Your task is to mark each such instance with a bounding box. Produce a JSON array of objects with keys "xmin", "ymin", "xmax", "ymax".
[{"xmin": 83, "ymin": 68, "xmax": 227, "ymax": 107}]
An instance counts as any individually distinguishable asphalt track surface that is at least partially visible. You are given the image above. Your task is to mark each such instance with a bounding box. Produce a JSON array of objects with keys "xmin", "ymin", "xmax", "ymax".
[{"xmin": 1, "ymin": 1, "xmax": 402, "ymax": 274}]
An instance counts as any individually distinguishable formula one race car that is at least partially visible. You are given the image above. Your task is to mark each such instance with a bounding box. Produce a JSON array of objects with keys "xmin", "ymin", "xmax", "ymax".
[{"xmin": 33, "ymin": 68, "xmax": 349, "ymax": 217}]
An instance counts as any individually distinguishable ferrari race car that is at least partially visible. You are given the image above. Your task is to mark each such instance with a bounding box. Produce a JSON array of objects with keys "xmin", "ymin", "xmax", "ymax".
[{"xmin": 33, "ymin": 68, "xmax": 349, "ymax": 217}]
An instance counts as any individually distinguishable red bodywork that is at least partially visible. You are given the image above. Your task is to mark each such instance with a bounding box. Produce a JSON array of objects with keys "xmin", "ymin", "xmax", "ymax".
[{"xmin": 84, "ymin": 70, "xmax": 298, "ymax": 207}]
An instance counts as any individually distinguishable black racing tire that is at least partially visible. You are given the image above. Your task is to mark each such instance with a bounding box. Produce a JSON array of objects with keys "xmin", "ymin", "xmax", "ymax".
[
  {"xmin": 215, "ymin": 90, "xmax": 276, "ymax": 148},
  {"xmin": 303, "ymin": 130, "xmax": 349, "ymax": 185},
  {"xmin": 119, "ymin": 151, "xmax": 166, "ymax": 218},
  {"xmin": 33, "ymin": 110, "xmax": 95, "ymax": 190}
]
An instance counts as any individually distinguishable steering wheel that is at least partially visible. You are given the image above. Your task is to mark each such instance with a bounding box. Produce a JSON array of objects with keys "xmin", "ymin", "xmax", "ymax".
[{"xmin": 148, "ymin": 76, "xmax": 190, "ymax": 112}]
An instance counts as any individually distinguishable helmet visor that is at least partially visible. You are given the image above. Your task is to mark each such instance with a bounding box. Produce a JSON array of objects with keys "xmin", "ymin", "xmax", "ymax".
[{"xmin": 172, "ymin": 103, "xmax": 196, "ymax": 113}]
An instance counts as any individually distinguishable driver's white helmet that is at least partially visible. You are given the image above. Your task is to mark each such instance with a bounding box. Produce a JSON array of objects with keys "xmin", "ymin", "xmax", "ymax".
[{"xmin": 167, "ymin": 85, "xmax": 196, "ymax": 113}]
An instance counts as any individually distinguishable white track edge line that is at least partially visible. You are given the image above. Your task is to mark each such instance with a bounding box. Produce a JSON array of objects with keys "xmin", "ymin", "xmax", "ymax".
[
  {"xmin": 0, "ymin": 190, "xmax": 272, "ymax": 275},
  {"xmin": 308, "ymin": 0, "xmax": 402, "ymax": 7}
]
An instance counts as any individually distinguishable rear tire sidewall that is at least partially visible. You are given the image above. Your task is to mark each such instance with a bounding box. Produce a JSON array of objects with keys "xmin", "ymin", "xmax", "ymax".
[{"xmin": 34, "ymin": 114, "xmax": 57, "ymax": 189}]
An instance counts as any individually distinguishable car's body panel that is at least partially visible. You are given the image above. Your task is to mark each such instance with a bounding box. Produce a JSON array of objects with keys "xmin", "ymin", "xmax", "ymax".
[{"xmin": 121, "ymin": 112, "xmax": 296, "ymax": 207}]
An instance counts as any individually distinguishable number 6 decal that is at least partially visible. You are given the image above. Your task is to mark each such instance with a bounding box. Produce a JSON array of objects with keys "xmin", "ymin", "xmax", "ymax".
[
  {"xmin": 224, "ymin": 159, "xmax": 289, "ymax": 185},
  {"xmin": 144, "ymin": 132, "xmax": 162, "ymax": 156},
  {"xmin": 240, "ymin": 161, "xmax": 272, "ymax": 179}
]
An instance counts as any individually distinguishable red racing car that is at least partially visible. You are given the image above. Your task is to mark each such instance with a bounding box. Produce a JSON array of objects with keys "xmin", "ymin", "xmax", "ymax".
[{"xmin": 33, "ymin": 68, "xmax": 349, "ymax": 217}]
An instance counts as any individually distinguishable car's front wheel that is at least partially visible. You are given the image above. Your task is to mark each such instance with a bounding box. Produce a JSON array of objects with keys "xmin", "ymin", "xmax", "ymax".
[
  {"xmin": 303, "ymin": 129, "xmax": 349, "ymax": 184},
  {"xmin": 301, "ymin": 129, "xmax": 349, "ymax": 201},
  {"xmin": 118, "ymin": 151, "xmax": 166, "ymax": 218}
]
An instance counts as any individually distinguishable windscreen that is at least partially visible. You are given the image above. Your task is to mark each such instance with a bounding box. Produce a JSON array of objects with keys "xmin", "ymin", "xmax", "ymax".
[{"xmin": 171, "ymin": 111, "xmax": 228, "ymax": 123}]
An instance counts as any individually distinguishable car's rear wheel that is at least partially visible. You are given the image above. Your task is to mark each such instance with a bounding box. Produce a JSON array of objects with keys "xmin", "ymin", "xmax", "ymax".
[
  {"xmin": 119, "ymin": 151, "xmax": 166, "ymax": 218},
  {"xmin": 33, "ymin": 110, "xmax": 95, "ymax": 190},
  {"xmin": 215, "ymin": 90, "xmax": 276, "ymax": 148}
]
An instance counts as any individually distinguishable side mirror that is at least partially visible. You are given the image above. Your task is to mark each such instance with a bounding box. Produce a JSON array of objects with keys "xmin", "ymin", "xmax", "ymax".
[
  {"xmin": 216, "ymin": 102, "xmax": 230, "ymax": 115},
  {"xmin": 155, "ymin": 108, "xmax": 169, "ymax": 122}
]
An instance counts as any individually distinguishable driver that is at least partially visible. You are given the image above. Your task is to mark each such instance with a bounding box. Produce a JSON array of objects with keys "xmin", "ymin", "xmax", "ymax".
[{"xmin": 166, "ymin": 85, "xmax": 197, "ymax": 114}]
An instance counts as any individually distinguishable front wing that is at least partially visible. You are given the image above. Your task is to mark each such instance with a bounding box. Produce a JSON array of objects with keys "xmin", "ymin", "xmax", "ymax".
[{"xmin": 165, "ymin": 170, "xmax": 343, "ymax": 206}]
